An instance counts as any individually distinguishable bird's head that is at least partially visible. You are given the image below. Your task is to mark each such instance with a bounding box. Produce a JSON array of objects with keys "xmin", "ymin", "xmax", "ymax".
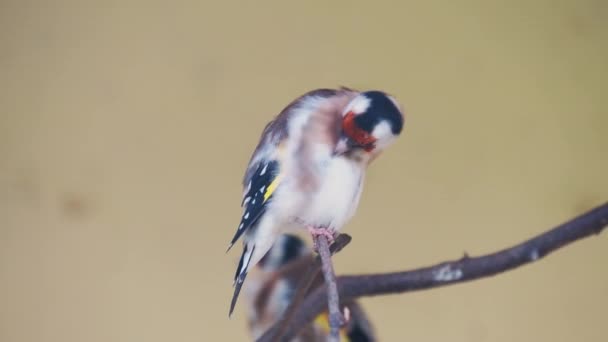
[
  {"xmin": 258, "ymin": 234, "xmax": 309, "ymax": 271},
  {"xmin": 335, "ymin": 91, "xmax": 404, "ymax": 158}
]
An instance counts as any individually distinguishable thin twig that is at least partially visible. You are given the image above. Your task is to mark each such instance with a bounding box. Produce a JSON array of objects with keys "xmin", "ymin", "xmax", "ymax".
[
  {"xmin": 314, "ymin": 234, "xmax": 344, "ymax": 342},
  {"xmin": 260, "ymin": 234, "xmax": 351, "ymax": 342},
  {"xmin": 270, "ymin": 202, "xmax": 608, "ymax": 341}
]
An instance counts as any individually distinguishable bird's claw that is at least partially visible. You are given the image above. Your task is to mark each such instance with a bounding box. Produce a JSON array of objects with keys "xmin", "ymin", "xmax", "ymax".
[{"xmin": 307, "ymin": 226, "xmax": 336, "ymax": 250}]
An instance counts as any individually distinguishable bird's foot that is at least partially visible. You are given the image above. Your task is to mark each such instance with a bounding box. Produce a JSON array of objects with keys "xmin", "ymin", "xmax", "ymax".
[{"xmin": 307, "ymin": 226, "xmax": 336, "ymax": 251}]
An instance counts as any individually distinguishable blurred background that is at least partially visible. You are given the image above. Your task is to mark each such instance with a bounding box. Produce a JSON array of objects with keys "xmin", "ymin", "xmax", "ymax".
[{"xmin": 1, "ymin": 1, "xmax": 607, "ymax": 341}]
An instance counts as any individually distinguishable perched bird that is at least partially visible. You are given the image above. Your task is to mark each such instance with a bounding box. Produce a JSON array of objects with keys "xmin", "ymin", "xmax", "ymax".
[
  {"xmin": 245, "ymin": 234, "xmax": 376, "ymax": 341},
  {"xmin": 228, "ymin": 87, "xmax": 405, "ymax": 316}
]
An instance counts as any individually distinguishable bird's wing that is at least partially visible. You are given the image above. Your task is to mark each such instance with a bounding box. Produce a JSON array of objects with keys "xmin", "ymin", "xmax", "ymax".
[
  {"xmin": 228, "ymin": 159, "xmax": 282, "ymax": 250},
  {"xmin": 227, "ymin": 150, "xmax": 284, "ymax": 317},
  {"xmin": 227, "ymin": 108, "xmax": 291, "ymax": 251}
]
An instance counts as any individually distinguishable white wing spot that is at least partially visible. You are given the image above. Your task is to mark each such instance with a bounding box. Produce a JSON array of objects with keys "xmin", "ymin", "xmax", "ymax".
[
  {"xmin": 243, "ymin": 196, "xmax": 251, "ymax": 205},
  {"xmin": 238, "ymin": 223, "xmax": 244, "ymax": 230},
  {"xmin": 259, "ymin": 186, "xmax": 266, "ymax": 193},
  {"xmin": 260, "ymin": 164, "xmax": 268, "ymax": 176},
  {"xmin": 433, "ymin": 265, "xmax": 463, "ymax": 282},
  {"xmin": 244, "ymin": 212, "xmax": 250, "ymax": 219},
  {"xmin": 251, "ymin": 199, "xmax": 256, "ymax": 204}
]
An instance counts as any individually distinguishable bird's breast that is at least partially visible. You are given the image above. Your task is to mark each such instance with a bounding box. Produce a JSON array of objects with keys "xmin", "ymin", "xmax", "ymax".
[{"xmin": 298, "ymin": 157, "xmax": 365, "ymax": 230}]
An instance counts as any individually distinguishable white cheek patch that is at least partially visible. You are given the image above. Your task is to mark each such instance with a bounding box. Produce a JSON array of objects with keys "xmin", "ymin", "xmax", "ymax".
[
  {"xmin": 343, "ymin": 95, "xmax": 371, "ymax": 115},
  {"xmin": 372, "ymin": 121, "xmax": 392, "ymax": 138},
  {"xmin": 372, "ymin": 121, "xmax": 397, "ymax": 149}
]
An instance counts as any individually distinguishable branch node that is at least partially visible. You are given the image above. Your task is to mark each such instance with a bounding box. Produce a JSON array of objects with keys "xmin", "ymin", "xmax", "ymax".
[
  {"xmin": 529, "ymin": 249, "xmax": 540, "ymax": 261},
  {"xmin": 432, "ymin": 264, "xmax": 463, "ymax": 282},
  {"xmin": 460, "ymin": 251, "xmax": 470, "ymax": 260}
]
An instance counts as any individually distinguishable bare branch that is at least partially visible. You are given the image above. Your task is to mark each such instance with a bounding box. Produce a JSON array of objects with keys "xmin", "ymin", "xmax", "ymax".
[
  {"xmin": 263, "ymin": 234, "xmax": 351, "ymax": 342},
  {"xmin": 315, "ymin": 234, "xmax": 344, "ymax": 341},
  {"xmin": 270, "ymin": 202, "xmax": 608, "ymax": 341}
]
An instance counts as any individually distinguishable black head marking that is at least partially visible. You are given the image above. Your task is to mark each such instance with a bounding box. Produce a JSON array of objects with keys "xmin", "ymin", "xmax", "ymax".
[{"xmin": 354, "ymin": 91, "xmax": 404, "ymax": 135}]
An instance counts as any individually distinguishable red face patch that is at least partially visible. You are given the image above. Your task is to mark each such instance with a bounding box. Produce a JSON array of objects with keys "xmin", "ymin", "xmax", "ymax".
[{"xmin": 342, "ymin": 112, "xmax": 377, "ymax": 152}]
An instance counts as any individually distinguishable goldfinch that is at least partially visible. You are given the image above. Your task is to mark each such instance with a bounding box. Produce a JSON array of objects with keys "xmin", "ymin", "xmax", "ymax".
[{"xmin": 228, "ymin": 88, "xmax": 405, "ymax": 316}]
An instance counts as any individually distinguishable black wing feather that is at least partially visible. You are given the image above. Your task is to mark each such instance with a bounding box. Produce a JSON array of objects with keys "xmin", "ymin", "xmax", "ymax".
[
  {"xmin": 229, "ymin": 244, "xmax": 255, "ymax": 317},
  {"xmin": 228, "ymin": 160, "xmax": 280, "ymax": 248}
]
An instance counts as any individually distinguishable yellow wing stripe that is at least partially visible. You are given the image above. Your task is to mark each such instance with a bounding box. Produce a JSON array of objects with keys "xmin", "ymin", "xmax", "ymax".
[
  {"xmin": 263, "ymin": 174, "xmax": 282, "ymax": 202},
  {"xmin": 313, "ymin": 312, "xmax": 349, "ymax": 341}
]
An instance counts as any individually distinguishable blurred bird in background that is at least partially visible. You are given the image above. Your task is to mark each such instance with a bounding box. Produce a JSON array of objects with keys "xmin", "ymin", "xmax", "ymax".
[
  {"xmin": 227, "ymin": 88, "xmax": 405, "ymax": 315},
  {"xmin": 244, "ymin": 234, "xmax": 376, "ymax": 341}
]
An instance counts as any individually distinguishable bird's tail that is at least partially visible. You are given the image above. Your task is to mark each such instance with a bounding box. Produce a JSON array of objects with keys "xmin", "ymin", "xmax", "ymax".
[{"xmin": 229, "ymin": 243, "xmax": 256, "ymax": 317}]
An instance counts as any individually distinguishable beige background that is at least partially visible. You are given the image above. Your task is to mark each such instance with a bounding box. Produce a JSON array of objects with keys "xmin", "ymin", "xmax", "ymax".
[{"xmin": 1, "ymin": 1, "xmax": 607, "ymax": 341}]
